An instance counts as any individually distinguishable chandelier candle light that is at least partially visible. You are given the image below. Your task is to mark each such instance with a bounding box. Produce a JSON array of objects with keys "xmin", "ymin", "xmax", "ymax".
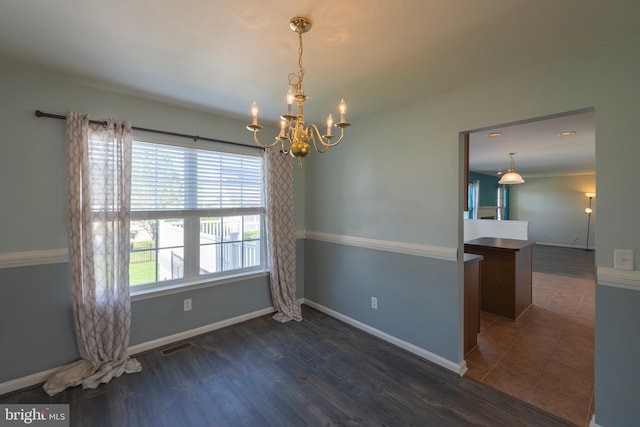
[{"xmin": 246, "ymin": 17, "xmax": 350, "ymax": 168}]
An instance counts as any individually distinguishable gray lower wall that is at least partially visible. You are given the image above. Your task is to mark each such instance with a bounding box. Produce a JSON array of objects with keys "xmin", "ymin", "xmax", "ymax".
[
  {"xmin": 0, "ymin": 240, "xmax": 305, "ymax": 385},
  {"xmin": 303, "ymin": 239, "xmax": 460, "ymax": 363},
  {"xmin": 0, "ymin": 261, "xmax": 274, "ymax": 383},
  {"xmin": 130, "ymin": 275, "xmax": 272, "ymax": 346},
  {"xmin": 0, "ymin": 263, "xmax": 78, "ymax": 382},
  {"xmin": 595, "ymin": 284, "xmax": 640, "ymax": 426}
]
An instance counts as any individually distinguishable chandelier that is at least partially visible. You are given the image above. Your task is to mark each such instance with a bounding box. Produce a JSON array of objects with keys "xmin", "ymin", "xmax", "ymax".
[{"xmin": 246, "ymin": 17, "xmax": 350, "ymax": 168}]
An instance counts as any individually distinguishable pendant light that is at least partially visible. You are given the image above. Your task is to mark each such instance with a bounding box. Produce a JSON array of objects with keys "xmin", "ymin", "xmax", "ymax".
[{"xmin": 498, "ymin": 153, "xmax": 525, "ymax": 184}]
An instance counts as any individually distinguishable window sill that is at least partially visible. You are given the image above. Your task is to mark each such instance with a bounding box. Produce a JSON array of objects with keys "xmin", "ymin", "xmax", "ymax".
[{"xmin": 130, "ymin": 270, "xmax": 269, "ymax": 302}]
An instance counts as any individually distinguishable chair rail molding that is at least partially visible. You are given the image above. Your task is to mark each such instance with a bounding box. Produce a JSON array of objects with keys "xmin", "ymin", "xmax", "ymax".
[
  {"xmin": 597, "ymin": 266, "xmax": 640, "ymax": 291},
  {"xmin": 304, "ymin": 230, "xmax": 457, "ymax": 262},
  {"xmin": 0, "ymin": 249, "xmax": 68, "ymax": 269}
]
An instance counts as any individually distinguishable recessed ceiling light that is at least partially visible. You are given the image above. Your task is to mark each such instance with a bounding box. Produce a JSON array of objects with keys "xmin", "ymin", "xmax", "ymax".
[
  {"xmin": 487, "ymin": 132, "xmax": 502, "ymax": 137},
  {"xmin": 559, "ymin": 131, "xmax": 576, "ymax": 136}
]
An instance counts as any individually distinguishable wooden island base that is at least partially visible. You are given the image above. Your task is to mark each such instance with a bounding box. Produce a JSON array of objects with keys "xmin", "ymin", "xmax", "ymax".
[{"xmin": 464, "ymin": 237, "xmax": 534, "ymax": 320}]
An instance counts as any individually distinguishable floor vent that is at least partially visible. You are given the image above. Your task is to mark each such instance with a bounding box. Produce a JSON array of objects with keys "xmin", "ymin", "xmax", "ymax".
[{"xmin": 160, "ymin": 341, "xmax": 193, "ymax": 355}]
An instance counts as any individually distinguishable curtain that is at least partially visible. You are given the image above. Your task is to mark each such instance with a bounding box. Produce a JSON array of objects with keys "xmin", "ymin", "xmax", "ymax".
[
  {"xmin": 43, "ymin": 112, "xmax": 141, "ymax": 396},
  {"xmin": 264, "ymin": 149, "xmax": 302, "ymax": 322}
]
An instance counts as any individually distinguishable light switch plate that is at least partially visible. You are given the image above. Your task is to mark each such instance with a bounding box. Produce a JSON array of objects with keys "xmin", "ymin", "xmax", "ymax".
[{"xmin": 614, "ymin": 249, "xmax": 634, "ymax": 271}]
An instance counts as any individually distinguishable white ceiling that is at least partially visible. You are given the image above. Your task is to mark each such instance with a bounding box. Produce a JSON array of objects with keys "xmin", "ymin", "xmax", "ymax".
[
  {"xmin": 1, "ymin": 0, "xmax": 638, "ymax": 174},
  {"xmin": 469, "ymin": 109, "xmax": 595, "ymax": 178}
]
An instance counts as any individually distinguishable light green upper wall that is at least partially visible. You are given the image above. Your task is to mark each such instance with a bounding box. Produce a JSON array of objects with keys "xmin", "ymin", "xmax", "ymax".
[
  {"xmin": 304, "ymin": 99, "xmax": 461, "ymax": 247},
  {"xmin": 0, "ymin": 69, "xmax": 278, "ymax": 253},
  {"xmin": 305, "ymin": 34, "xmax": 640, "ymax": 268},
  {"xmin": 510, "ymin": 174, "xmax": 596, "ymax": 248}
]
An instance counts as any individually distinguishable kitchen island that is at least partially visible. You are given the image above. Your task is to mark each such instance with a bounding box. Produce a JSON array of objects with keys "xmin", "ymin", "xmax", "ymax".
[{"xmin": 464, "ymin": 237, "xmax": 535, "ymax": 320}]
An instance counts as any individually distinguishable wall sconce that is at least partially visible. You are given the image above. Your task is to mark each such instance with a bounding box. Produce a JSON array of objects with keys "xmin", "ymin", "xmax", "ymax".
[{"xmin": 584, "ymin": 192, "xmax": 595, "ymax": 251}]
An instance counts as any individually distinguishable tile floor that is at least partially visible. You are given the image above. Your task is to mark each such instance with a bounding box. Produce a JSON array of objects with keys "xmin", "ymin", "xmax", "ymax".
[{"xmin": 465, "ymin": 271, "xmax": 595, "ymax": 426}]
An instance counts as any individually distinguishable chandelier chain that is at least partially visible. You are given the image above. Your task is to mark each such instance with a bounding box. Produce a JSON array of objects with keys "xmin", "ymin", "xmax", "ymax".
[
  {"xmin": 298, "ymin": 29, "xmax": 305, "ymax": 83},
  {"xmin": 288, "ymin": 28, "xmax": 305, "ymax": 89}
]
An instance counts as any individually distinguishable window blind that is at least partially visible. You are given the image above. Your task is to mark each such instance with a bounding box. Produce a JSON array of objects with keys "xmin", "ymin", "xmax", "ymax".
[{"xmin": 131, "ymin": 141, "xmax": 263, "ymax": 211}]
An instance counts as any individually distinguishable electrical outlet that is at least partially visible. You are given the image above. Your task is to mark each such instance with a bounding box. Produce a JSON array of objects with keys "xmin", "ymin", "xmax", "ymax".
[
  {"xmin": 183, "ymin": 298, "xmax": 192, "ymax": 311},
  {"xmin": 614, "ymin": 249, "xmax": 634, "ymax": 271},
  {"xmin": 371, "ymin": 296, "xmax": 378, "ymax": 310}
]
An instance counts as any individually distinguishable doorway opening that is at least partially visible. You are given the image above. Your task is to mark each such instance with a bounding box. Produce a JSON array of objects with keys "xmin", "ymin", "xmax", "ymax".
[{"xmin": 461, "ymin": 108, "xmax": 596, "ymax": 426}]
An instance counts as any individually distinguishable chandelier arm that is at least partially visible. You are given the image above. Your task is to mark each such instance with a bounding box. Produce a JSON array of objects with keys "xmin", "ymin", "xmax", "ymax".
[
  {"xmin": 274, "ymin": 136, "xmax": 292, "ymax": 156},
  {"xmin": 308, "ymin": 126, "xmax": 330, "ymax": 154},
  {"xmin": 280, "ymin": 140, "xmax": 292, "ymax": 156},
  {"xmin": 308, "ymin": 123, "xmax": 345, "ymax": 150},
  {"xmin": 252, "ymin": 130, "xmax": 282, "ymax": 149}
]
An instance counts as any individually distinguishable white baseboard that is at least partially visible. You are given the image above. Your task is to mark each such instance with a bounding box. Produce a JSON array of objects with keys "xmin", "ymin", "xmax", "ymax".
[
  {"xmin": 0, "ymin": 306, "xmax": 275, "ymax": 396},
  {"xmin": 127, "ymin": 306, "xmax": 276, "ymax": 355},
  {"xmin": 535, "ymin": 242, "xmax": 594, "ymax": 250},
  {"xmin": 302, "ymin": 299, "xmax": 466, "ymax": 376},
  {"xmin": 0, "ymin": 366, "xmax": 63, "ymax": 396}
]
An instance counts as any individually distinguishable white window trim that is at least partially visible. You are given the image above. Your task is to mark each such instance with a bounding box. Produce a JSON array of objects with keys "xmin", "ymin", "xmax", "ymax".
[
  {"xmin": 130, "ymin": 270, "xmax": 269, "ymax": 301},
  {"xmin": 129, "ymin": 134, "xmax": 267, "ymax": 296}
]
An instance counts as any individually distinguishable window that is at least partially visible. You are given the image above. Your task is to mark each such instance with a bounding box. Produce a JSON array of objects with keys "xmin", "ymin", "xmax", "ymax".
[
  {"xmin": 467, "ymin": 180, "xmax": 480, "ymax": 219},
  {"xmin": 129, "ymin": 138, "xmax": 265, "ymax": 290}
]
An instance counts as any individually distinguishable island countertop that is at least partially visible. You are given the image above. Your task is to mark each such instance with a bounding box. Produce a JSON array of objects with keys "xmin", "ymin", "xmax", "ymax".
[{"xmin": 464, "ymin": 237, "xmax": 535, "ymax": 251}]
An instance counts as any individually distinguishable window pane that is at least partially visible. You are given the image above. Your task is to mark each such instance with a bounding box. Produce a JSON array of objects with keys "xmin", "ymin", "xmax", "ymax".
[
  {"xmin": 130, "ymin": 218, "xmax": 184, "ymax": 286},
  {"xmin": 199, "ymin": 217, "xmax": 222, "ymax": 274},
  {"xmin": 158, "ymin": 246, "xmax": 184, "ymax": 282},
  {"xmin": 243, "ymin": 215, "xmax": 261, "ymax": 241},
  {"xmin": 243, "ymin": 239, "xmax": 261, "ymax": 268},
  {"xmin": 199, "ymin": 215, "xmax": 262, "ymax": 275},
  {"xmin": 243, "ymin": 215, "xmax": 261, "ymax": 269},
  {"xmin": 221, "ymin": 242, "xmax": 242, "ymax": 271},
  {"xmin": 222, "ymin": 216, "xmax": 243, "ymax": 242}
]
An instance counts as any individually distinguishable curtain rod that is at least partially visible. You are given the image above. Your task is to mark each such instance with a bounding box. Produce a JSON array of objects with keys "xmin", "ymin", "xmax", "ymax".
[{"xmin": 34, "ymin": 110, "xmax": 261, "ymax": 150}]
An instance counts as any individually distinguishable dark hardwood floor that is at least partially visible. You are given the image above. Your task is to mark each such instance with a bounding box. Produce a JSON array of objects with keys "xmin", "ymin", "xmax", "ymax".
[
  {"xmin": 533, "ymin": 244, "xmax": 595, "ymax": 280},
  {"xmin": 2, "ymin": 305, "xmax": 573, "ymax": 426}
]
